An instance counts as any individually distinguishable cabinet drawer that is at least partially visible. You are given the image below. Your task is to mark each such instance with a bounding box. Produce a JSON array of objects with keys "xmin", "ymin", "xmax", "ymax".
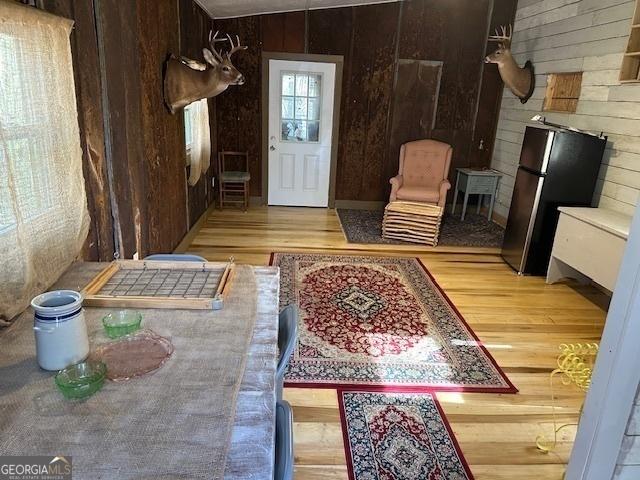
[
  {"xmin": 459, "ymin": 175, "xmax": 497, "ymax": 194},
  {"xmin": 552, "ymin": 213, "xmax": 625, "ymax": 291}
]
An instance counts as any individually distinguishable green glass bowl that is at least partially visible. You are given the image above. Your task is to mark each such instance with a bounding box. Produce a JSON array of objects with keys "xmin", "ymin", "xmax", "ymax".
[
  {"xmin": 102, "ymin": 310, "xmax": 142, "ymax": 339},
  {"xmin": 55, "ymin": 360, "xmax": 107, "ymax": 400}
]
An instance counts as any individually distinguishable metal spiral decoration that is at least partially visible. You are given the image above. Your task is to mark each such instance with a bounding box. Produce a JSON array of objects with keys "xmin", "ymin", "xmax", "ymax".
[{"xmin": 536, "ymin": 343, "xmax": 599, "ymax": 453}]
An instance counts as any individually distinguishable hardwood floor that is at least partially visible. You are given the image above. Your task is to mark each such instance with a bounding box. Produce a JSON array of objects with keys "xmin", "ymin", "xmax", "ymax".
[{"xmin": 179, "ymin": 206, "xmax": 608, "ymax": 480}]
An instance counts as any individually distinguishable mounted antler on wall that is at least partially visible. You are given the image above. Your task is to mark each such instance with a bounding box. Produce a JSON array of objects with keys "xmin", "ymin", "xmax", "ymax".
[
  {"xmin": 163, "ymin": 30, "xmax": 248, "ymax": 114},
  {"xmin": 485, "ymin": 25, "xmax": 534, "ymax": 104}
]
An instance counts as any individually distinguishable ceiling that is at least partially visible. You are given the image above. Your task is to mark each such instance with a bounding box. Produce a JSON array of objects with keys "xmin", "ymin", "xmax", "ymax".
[{"xmin": 195, "ymin": 0, "xmax": 399, "ymax": 19}]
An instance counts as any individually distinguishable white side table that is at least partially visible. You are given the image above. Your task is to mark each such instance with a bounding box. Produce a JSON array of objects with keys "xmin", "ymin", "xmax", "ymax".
[{"xmin": 451, "ymin": 168, "xmax": 502, "ymax": 221}]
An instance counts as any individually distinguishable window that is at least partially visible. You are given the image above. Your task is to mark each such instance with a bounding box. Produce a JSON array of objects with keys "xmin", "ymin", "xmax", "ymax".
[
  {"xmin": 543, "ymin": 72, "xmax": 583, "ymax": 113},
  {"xmin": 184, "ymin": 103, "xmax": 194, "ymax": 157},
  {"xmin": 0, "ymin": 34, "xmax": 53, "ymax": 232},
  {"xmin": 281, "ymin": 72, "xmax": 321, "ymax": 142},
  {"xmin": 183, "ymin": 98, "xmax": 210, "ymax": 186},
  {"xmin": 0, "ymin": 2, "xmax": 89, "ymax": 322}
]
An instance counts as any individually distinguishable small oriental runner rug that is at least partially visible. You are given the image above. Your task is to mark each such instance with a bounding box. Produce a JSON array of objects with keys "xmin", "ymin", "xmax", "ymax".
[
  {"xmin": 271, "ymin": 253, "xmax": 515, "ymax": 393},
  {"xmin": 338, "ymin": 390, "xmax": 473, "ymax": 480}
]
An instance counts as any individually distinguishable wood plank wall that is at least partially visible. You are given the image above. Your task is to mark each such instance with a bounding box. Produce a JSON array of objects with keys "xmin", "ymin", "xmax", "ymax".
[
  {"xmin": 38, "ymin": 0, "xmax": 516, "ymax": 258},
  {"xmin": 179, "ymin": 0, "xmax": 216, "ymax": 227},
  {"xmin": 213, "ymin": 14, "xmax": 264, "ymax": 199},
  {"xmin": 38, "ymin": 0, "xmax": 114, "ymax": 261},
  {"xmin": 490, "ymin": 0, "xmax": 639, "ymax": 219},
  {"xmin": 41, "ymin": 0, "xmax": 213, "ymax": 259},
  {"xmin": 93, "ymin": 0, "xmax": 149, "ymax": 259},
  {"xmin": 470, "ymin": 0, "xmax": 520, "ymax": 169},
  {"xmin": 212, "ymin": 0, "xmax": 516, "ymax": 202}
]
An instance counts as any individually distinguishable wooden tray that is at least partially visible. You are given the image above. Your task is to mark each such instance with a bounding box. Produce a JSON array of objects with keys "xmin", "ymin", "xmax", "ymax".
[{"xmin": 81, "ymin": 259, "xmax": 235, "ymax": 310}]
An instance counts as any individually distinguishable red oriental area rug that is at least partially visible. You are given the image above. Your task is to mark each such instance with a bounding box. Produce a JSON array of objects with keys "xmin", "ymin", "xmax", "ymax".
[
  {"xmin": 338, "ymin": 390, "xmax": 473, "ymax": 480},
  {"xmin": 271, "ymin": 253, "xmax": 515, "ymax": 393}
]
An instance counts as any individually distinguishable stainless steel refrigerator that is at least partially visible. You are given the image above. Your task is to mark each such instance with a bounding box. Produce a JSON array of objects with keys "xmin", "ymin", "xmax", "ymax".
[{"xmin": 501, "ymin": 126, "xmax": 607, "ymax": 275}]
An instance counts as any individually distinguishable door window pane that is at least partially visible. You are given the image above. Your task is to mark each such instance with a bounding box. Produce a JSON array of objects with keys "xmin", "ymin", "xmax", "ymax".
[
  {"xmin": 307, "ymin": 122, "xmax": 319, "ymax": 142},
  {"xmin": 308, "ymin": 75, "xmax": 321, "ymax": 97},
  {"xmin": 280, "ymin": 71, "xmax": 322, "ymax": 142},
  {"xmin": 282, "ymin": 74, "xmax": 295, "ymax": 96},
  {"xmin": 281, "ymin": 96, "xmax": 294, "ymax": 119},
  {"xmin": 294, "ymin": 97, "xmax": 307, "ymax": 120},
  {"xmin": 295, "ymin": 74, "xmax": 308, "ymax": 96},
  {"xmin": 282, "ymin": 121, "xmax": 304, "ymax": 141},
  {"xmin": 281, "ymin": 120, "xmax": 319, "ymax": 142},
  {"xmin": 307, "ymin": 98, "xmax": 320, "ymax": 120}
]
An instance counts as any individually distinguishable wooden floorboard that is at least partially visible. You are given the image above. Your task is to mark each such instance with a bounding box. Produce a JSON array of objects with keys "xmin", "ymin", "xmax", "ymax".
[{"xmin": 180, "ymin": 206, "xmax": 608, "ymax": 480}]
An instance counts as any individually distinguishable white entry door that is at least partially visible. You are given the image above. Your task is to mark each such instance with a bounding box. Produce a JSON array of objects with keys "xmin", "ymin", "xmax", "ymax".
[{"xmin": 268, "ymin": 59, "xmax": 336, "ymax": 207}]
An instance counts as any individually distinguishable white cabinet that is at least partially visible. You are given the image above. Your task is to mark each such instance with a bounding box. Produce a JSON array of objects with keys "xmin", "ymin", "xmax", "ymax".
[{"xmin": 546, "ymin": 207, "xmax": 631, "ymax": 292}]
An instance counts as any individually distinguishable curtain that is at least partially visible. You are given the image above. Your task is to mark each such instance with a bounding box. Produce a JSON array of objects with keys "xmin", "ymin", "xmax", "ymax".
[
  {"xmin": 0, "ymin": 1, "xmax": 89, "ymax": 323},
  {"xmin": 187, "ymin": 98, "xmax": 211, "ymax": 186}
]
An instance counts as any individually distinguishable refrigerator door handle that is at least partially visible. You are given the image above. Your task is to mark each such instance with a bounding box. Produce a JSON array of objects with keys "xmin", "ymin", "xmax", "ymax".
[
  {"xmin": 519, "ymin": 175, "xmax": 546, "ymax": 273},
  {"xmin": 519, "ymin": 164, "xmax": 547, "ymax": 176},
  {"xmin": 540, "ymin": 130, "xmax": 555, "ymax": 174}
]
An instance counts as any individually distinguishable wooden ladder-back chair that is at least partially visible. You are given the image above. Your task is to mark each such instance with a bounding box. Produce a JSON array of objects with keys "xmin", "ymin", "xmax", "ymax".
[{"xmin": 218, "ymin": 151, "xmax": 251, "ymax": 210}]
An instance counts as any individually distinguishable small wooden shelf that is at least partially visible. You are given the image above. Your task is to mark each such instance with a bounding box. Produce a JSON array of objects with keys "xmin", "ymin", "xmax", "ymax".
[{"xmin": 620, "ymin": 1, "xmax": 640, "ymax": 82}]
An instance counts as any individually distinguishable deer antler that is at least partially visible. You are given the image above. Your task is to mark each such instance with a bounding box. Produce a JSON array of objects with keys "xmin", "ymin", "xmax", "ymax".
[
  {"xmin": 488, "ymin": 24, "xmax": 512, "ymax": 48},
  {"xmin": 226, "ymin": 33, "xmax": 248, "ymax": 57},
  {"xmin": 208, "ymin": 30, "xmax": 228, "ymax": 63}
]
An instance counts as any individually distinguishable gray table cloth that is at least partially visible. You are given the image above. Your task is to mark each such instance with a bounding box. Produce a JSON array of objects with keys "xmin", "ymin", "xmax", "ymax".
[{"xmin": 0, "ymin": 262, "xmax": 279, "ymax": 480}]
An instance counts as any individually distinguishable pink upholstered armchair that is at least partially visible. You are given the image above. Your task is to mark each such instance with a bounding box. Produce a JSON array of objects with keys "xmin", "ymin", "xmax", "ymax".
[{"xmin": 389, "ymin": 139, "xmax": 453, "ymax": 208}]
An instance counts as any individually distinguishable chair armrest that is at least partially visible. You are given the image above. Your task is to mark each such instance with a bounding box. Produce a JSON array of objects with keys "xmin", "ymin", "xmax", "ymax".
[
  {"xmin": 438, "ymin": 179, "xmax": 451, "ymax": 208},
  {"xmin": 389, "ymin": 175, "xmax": 403, "ymax": 202}
]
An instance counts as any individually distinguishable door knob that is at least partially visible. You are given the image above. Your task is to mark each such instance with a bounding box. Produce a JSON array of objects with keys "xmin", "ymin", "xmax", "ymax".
[{"xmin": 270, "ymin": 145, "xmax": 276, "ymax": 151}]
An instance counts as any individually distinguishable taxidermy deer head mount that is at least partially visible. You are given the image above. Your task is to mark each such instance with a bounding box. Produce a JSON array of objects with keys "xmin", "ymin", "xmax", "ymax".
[
  {"xmin": 485, "ymin": 25, "xmax": 535, "ymax": 104},
  {"xmin": 164, "ymin": 30, "xmax": 247, "ymax": 114}
]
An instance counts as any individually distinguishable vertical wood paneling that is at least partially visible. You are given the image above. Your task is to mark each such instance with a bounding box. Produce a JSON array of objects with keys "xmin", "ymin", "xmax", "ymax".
[
  {"xmin": 398, "ymin": 0, "xmax": 446, "ymax": 60},
  {"xmin": 41, "ymin": 0, "xmax": 505, "ymax": 253},
  {"xmin": 40, "ymin": 0, "xmax": 115, "ymax": 261},
  {"xmin": 137, "ymin": 0, "xmax": 188, "ymax": 255},
  {"xmin": 214, "ymin": 18, "xmax": 241, "ymax": 159},
  {"xmin": 213, "ymin": 16, "xmax": 263, "ymax": 196},
  {"xmin": 308, "ymin": 7, "xmax": 352, "ymax": 56},
  {"xmin": 469, "ymin": 0, "xmax": 519, "ymax": 169},
  {"xmin": 261, "ymin": 11, "xmax": 305, "ymax": 53},
  {"xmin": 234, "ymin": 16, "xmax": 263, "ymax": 197},
  {"xmin": 94, "ymin": 0, "xmax": 147, "ymax": 258},
  {"xmin": 46, "ymin": 0, "xmax": 202, "ymax": 258},
  {"xmin": 213, "ymin": 0, "xmax": 496, "ymax": 203},
  {"xmin": 179, "ymin": 0, "xmax": 215, "ymax": 226},
  {"xmin": 335, "ymin": 2, "xmax": 399, "ymax": 201},
  {"xmin": 386, "ymin": 61, "xmax": 442, "ymax": 182},
  {"xmin": 95, "ymin": 0, "xmax": 189, "ymax": 258},
  {"xmin": 398, "ymin": 0, "xmax": 492, "ymax": 200}
]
